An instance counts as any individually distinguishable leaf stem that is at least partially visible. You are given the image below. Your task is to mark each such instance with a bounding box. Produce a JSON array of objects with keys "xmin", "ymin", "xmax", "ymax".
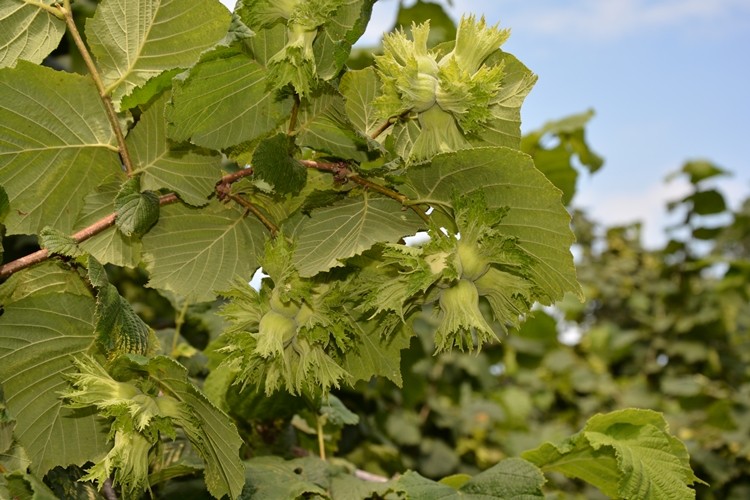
[
  {"xmin": 316, "ymin": 415, "xmax": 327, "ymax": 461},
  {"xmin": 60, "ymin": 0, "xmax": 135, "ymax": 176},
  {"xmin": 370, "ymin": 110, "xmax": 411, "ymax": 140},
  {"xmin": 171, "ymin": 299, "xmax": 190, "ymax": 355},
  {"xmin": 228, "ymin": 194, "xmax": 279, "ymax": 236},
  {"xmin": 288, "ymin": 93, "xmax": 301, "ymax": 135}
]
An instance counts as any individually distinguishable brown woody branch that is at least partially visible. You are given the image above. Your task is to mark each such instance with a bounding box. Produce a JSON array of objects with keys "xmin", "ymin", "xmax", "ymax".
[{"xmin": 298, "ymin": 159, "xmax": 431, "ymax": 225}]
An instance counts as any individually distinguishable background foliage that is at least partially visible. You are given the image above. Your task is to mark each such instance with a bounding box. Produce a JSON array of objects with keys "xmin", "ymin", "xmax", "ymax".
[{"xmin": 1, "ymin": 0, "xmax": 743, "ymax": 499}]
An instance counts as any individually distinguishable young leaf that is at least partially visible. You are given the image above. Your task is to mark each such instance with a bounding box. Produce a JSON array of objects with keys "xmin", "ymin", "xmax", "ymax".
[
  {"xmin": 0, "ymin": 62, "xmax": 121, "ymax": 235},
  {"xmin": 142, "ymin": 199, "xmax": 266, "ymax": 302},
  {"xmin": 88, "ymin": 256, "xmax": 151, "ymax": 356},
  {"xmin": 114, "ymin": 177, "xmax": 160, "ymax": 237},
  {"xmin": 39, "ymin": 227, "xmax": 83, "ymax": 258},
  {"xmin": 85, "ymin": 0, "xmax": 231, "ymax": 109},
  {"xmin": 291, "ymin": 193, "xmax": 424, "ymax": 277},
  {"xmin": 75, "ymin": 179, "xmax": 142, "ymax": 268},
  {"xmin": 128, "ymin": 93, "xmax": 222, "ymax": 206},
  {"xmin": 252, "ymin": 133, "xmax": 307, "ymax": 195},
  {"xmin": 168, "ymin": 48, "xmax": 293, "ymax": 149},
  {"xmin": 0, "ymin": 1, "xmax": 65, "ymax": 68},
  {"xmin": 0, "ymin": 294, "xmax": 109, "ymax": 475}
]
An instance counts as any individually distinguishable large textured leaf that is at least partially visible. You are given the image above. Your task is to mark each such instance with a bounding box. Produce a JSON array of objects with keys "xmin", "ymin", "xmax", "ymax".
[
  {"xmin": 339, "ymin": 67, "xmax": 381, "ymax": 137},
  {"xmin": 142, "ymin": 199, "xmax": 266, "ymax": 302},
  {"xmin": 292, "ymin": 193, "xmax": 424, "ymax": 277},
  {"xmin": 0, "ymin": 294, "xmax": 109, "ymax": 475},
  {"xmin": 85, "ymin": 0, "xmax": 230, "ymax": 108},
  {"xmin": 168, "ymin": 49, "xmax": 293, "ymax": 149},
  {"xmin": 75, "ymin": 179, "xmax": 142, "ymax": 268},
  {"xmin": 0, "ymin": 62, "xmax": 121, "ymax": 234},
  {"xmin": 523, "ymin": 409, "xmax": 703, "ymax": 499},
  {"xmin": 0, "ymin": 261, "xmax": 91, "ymax": 305},
  {"xmin": 295, "ymin": 86, "xmax": 372, "ymax": 162},
  {"xmin": 128, "ymin": 93, "xmax": 221, "ymax": 206},
  {"xmin": 402, "ymin": 147, "xmax": 582, "ymax": 302},
  {"xmin": 144, "ymin": 356, "xmax": 245, "ymax": 499},
  {"xmin": 0, "ymin": 1, "xmax": 65, "ymax": 68}
]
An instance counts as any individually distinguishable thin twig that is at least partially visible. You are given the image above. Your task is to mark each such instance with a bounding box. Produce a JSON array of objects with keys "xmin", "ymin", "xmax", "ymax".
[
  {"xmin": 0, "ymin": 194, "xmax": 178, "ymax": 279},
  {"xmin": 60, "ymin": 1, "xmax": 135, "ymax": 176},
  {"xmin": 370, "ymin": 110, "xmax": 411, "ymax": 140},
  {"xmin": 298, "ymin": 159, "xmax": 431, "ymax": 226},
  {"xmin": 228, "ymin": 194, "xmax": 279, "ymax": 236}
]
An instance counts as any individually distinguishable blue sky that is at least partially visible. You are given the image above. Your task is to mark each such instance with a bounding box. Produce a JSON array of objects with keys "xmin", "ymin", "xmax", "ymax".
[{"xmin": 223, "ymin": 0, "xmax": 750, "ymax": 247}]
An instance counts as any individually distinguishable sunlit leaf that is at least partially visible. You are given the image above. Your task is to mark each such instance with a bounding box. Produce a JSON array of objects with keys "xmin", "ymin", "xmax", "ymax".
[
  {"xmin": 0, "ymin": 62, "xmax": 121, "ymax": 234},
  {"xmin": 292, "ymin": 193, "xmax": 424, "ymax": 277},
  {"xmin": 85, "ymin": 0, "xmax": 231, "ymax": 108},
  {"xmin": 0, "ymin": 1, "xmax": 65, "ymax": 68},
  {"xmin": 142, "ymin": 199, "xmax": 267, "ymax": 302}
]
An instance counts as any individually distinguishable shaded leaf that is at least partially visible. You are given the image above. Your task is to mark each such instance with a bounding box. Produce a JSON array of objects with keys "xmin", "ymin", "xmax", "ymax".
[
  {"xmin": 242, "ymin": 456, "xmax": 328, "ymax": 499},
  {"xmin": 0, "ymin": 261, "xmax": 91, "ymax": 305},
  {"xmin": 115, "ymin": 177, "xmax": 160, "ymax": 237},
  {"xmin": 0, "ymin": 62, "xmax": 121, "ymax": 234},
  {"xmin": 0, "ymin": 294, "xmax": 109, "ymax": 475},
  {"xmin": 85, "ymin": 0, "xmax": 231, "ymax": 108},
  {"xmin": 252, "ymin": 133, "xmax": 306, "ymax": 195},
  {"xmin": 340, "ymin": 67, "xmax": 382, "ymax": 137}
]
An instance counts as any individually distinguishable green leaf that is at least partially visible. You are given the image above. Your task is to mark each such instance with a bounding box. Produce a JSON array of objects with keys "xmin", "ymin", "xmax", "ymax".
[
  {"xmin": 168, "ymin": 48, "xmax": 293, "ymax": 149},
  {"xmin": 523, "ymin": 409, "xmax": 703, "ymax": 500},
  {"xmin": 292, "ymin": 193, "xmax": 424, "ymax": 277},
  {"xmin": 0, "ymin": 294, "xmax": 109, "ymax": 475},
  {"xmin": 142, "ymin": 199, "xmax": 267, "ymax": 302},
  {"xmin": 295, "ymin": 85, "xmax": 374, "ymax": 162},
  {"xmin": 394, "ymin": 458, "xmax": 545, "ymax": 499},
  {"xmin": 74, "ymin": 179, "xmax": 142, "ymax": 268},
  {"xmin": 114, "ymin": 177, "xmax": 160, "ymax": 237},
  {"xmin": 88, "ymin": 256, "xmax": 150, "ymax": 355},
  {"xmin": 242, "ymin": 456, "xmax": 328, "ymax": 499},
  {"xmin": 321, "ymin": 394, "xmax": 359, "ymax": 426},
  {"xmin": 252, "ymin": 133, "xmax": 307, "ymax": 195},
  {"xmin": 128, "ymin": 93, "xmax": 222, "ymax": 206},
  {"xmin": 85, "ymin": 0, "xmax": 231, "ymax": 109},
  {"xmin": 311, "ymin": 0, "xmax": 376, "ymax": 81},
  {"xmin": 39, "ymin": 227, "xmax": 83, "ymax": 257},
  {"xmin": 521, "ymin": 110, "xmax": 604, "ymax": 205},
  {"xmin": 685, "ymin": 189, "xmax": 727, "ymax": 215},
  {"xmin": 0, "ymin": 261, "xmax": 91, "ymax": 305},
  {"xmin": 0, "ymin": 1, "xmax": 65, "ymax": 68},
  {"xmin": 392, "ymin": 0, "xmax": 457, "ymax": 47},
  {"xmin": 341, "ymin": 306, "xmax": 412, "ymax": 386},
  {"xmin": 670, "ymin": 159, "xmax": 729, "ymax": 184},
  {"xmin": 402, "ymin": 147, "xmax": 582, "ymax": 303},
  {"xmin": 142, "ymin": 356, "xmax": 245, "ymax": 499},
  {"xmin": 472, "ymin": 51, "xmax": 537, "ymax": 150},
  {"xmin": 0, "ymin": 62, "xmax": 121, "ymax": 234},
  {"xmin": 4, "ymin": 471, "xmax": 59, "ymax": 500},
  {"xmin": 340, "ymin": 67, "xmax": 382, "ymax": 137}
]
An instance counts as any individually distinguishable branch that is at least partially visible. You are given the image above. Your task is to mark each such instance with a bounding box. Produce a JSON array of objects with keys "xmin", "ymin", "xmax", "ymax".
[
  {"xmin": 228, "ymin": 194, "xmax": 279, "ymax": 236},
  {"xmin": 0, "ymin": 194, "xmax": 178, "ymax": 279},
  {"xmin": 60, "ymin": 1, "xmax": 135, "ymax": 176},
  {"xmin": 298, "ymin": 159, "xmax": 431, "ymax": 226}
]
